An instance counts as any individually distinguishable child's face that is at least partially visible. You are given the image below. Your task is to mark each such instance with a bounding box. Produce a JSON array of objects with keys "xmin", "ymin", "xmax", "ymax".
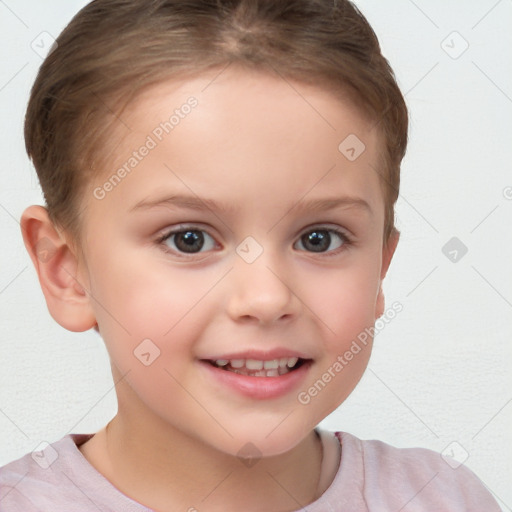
[{"xmin": 74, "ymin": 66, "xmax": 397, "ymax": 456}]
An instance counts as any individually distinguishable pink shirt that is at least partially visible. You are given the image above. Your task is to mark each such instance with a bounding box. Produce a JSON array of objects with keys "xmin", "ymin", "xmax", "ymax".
[{"xmin": 0, "ymin": 430, "xmax": 501, "ymax": 511}]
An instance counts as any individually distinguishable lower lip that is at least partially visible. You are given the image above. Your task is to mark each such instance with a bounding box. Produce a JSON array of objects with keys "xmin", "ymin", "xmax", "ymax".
[{"xmin": 199, "ymin": 360, "xmax": 312, "ymax": 400}]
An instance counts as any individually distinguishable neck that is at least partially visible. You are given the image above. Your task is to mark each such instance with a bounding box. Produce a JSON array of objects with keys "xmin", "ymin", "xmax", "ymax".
[
  {"xmin": 80, "ymin": 380, "xmax": 325, "ymax": 512},
  {"xmin": 107, "ymin": 416, "xmax": 322, "ymax": 511}
]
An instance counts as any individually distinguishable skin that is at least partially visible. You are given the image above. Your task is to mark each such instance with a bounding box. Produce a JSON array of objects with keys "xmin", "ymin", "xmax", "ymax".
[{"xmin": 21, "ymin": 65, "xmax": 399, "ymax": 512}]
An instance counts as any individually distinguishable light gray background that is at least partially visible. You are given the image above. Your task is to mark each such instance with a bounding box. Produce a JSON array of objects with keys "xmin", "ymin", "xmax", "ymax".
[{"xmin": 1, "ymin": 0, "xmax": 511, "ymax": 508}]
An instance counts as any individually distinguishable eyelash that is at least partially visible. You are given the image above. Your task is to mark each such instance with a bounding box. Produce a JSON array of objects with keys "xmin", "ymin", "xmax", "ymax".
[{"xmin": 156, "ymin": 224, "xmax": 353, "ymax": 259}]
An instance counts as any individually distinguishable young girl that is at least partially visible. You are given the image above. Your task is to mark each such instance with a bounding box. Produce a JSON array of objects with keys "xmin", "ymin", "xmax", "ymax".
[{"xmin": 0, "ymin": 1, "xmax": 502, "ymax": 510}]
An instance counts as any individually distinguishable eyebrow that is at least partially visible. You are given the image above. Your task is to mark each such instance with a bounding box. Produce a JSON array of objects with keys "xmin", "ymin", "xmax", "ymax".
[{"xmin": 130, "ymin": 193, "xmax": 373, "ymax": 216}]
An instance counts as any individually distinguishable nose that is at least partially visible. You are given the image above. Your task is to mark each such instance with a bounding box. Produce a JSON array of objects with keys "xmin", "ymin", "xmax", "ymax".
[{"xmin": 225, "ymin": 247, "xmax": 301, "ymax": 326}]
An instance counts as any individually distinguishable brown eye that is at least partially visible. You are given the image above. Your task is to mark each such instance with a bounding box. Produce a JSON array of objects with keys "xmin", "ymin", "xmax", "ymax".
[
  {"xmin": 295, "ymin": 228, "xmax": 350, "ymax": 254},
  {"xmin": 172, "ymin": 230, "xmax": 205, "ymax": 253},
  {"xmin": 160, "ymin": 227, "xmax": 217, "ymax": 255}
]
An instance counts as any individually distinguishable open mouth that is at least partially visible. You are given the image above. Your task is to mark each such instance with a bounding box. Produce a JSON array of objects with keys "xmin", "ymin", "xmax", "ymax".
[{"xmin": 205, "ymin": 357, "xmax": 308, "ymax": 377}]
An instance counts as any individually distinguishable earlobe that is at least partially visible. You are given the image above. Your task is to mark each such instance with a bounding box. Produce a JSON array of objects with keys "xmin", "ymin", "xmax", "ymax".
[
  {"xmin": 375, "ymin": 228, "xmax": 400, "ymax": 319},
  {"xmin": 20, "ymin": 205, "xmax": 97, "ymax": 332}
]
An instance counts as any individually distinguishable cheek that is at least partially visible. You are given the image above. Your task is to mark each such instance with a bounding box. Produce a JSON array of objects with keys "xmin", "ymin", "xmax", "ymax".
[
  {"xmin": 87, "ymin": 255, "xmax": 213, "ymax": 410},
  {"xmin": 306, "ymin": 260, "xmax": 381, "ymax": 349},
  {"xmin": 297, "ymin": 268, "xmax": 379, "ymax": 417},
  {"xmin": 87, "ymin": 250, "xmax": 225, "ymax": 366},
  {"xmin": 302, "ymin": 259, "xmax": 381, "ymax": 412}
]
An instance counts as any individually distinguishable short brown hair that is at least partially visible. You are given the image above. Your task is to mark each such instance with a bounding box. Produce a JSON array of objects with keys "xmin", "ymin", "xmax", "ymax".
[{"xmin": 25, "ymin": 0, "xmax": 408, "ymax": 249}]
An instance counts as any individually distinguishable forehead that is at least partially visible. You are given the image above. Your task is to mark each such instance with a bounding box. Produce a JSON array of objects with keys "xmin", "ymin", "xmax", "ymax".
[
  {"xmin": 125, "ymin": 66, "xmax": 377, "ymax": 148},
  {"xmin": 84, "ymin": 66, "xmax": 384, "ymax": 228}
]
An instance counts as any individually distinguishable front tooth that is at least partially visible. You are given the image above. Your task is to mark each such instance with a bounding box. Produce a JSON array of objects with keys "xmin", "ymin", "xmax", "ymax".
[
  {"xmin": 279, "ymin": 358, "xmax": 288, "ymax": 368},
  {"xmin": 287, "ymin": 357, "xmax": 299, "ymax": 368},
  {"xmin": 216, "ymin": 359, "xmax": 229, "ymax": 366},
  {"xmin": 263, "ymin": 359, "xmax": 279, "ymax": 370},
  {"xmin": 246, "ymin": 359, "xmax": 263, "ymax": 370},
  {"xmin": 230, "ymin": 359, "xmax": 245, "ymax": 368}
]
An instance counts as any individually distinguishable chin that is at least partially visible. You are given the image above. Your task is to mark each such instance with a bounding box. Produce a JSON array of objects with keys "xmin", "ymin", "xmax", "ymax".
[{"xmin": 200, "ymin": 420, "xmax": 316, "ymax": 461}]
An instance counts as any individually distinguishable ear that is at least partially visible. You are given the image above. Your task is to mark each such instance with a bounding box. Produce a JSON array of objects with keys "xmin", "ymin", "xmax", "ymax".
[
  {"xmin": 375, "ymin": 228, "xmax": 400, "ymax": 319},
  {"xmin": 20, "ymin": 205, "xmax": 97, "ymax": 332}
]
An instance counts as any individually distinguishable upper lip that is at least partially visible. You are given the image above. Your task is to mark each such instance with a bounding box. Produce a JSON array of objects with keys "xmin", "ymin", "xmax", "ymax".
[{"xmin": 200, "ymin": 348, "xmax": 312, "ymax": 361}]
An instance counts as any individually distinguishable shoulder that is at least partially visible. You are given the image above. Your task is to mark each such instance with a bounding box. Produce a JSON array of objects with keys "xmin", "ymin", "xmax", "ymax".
[
  {"xmin": 0, "ymin": 434, "xmax": 97, "ymax": 512},
  {"xmin": 335, "ymin": 432, "xmax": 501, "ymax": 511}
]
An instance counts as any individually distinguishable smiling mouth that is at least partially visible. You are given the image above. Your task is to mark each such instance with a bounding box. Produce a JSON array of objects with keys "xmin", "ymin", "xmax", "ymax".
[{"xmin": 206, "ymin": 357, "xmax": 308, "ymax": 377}]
